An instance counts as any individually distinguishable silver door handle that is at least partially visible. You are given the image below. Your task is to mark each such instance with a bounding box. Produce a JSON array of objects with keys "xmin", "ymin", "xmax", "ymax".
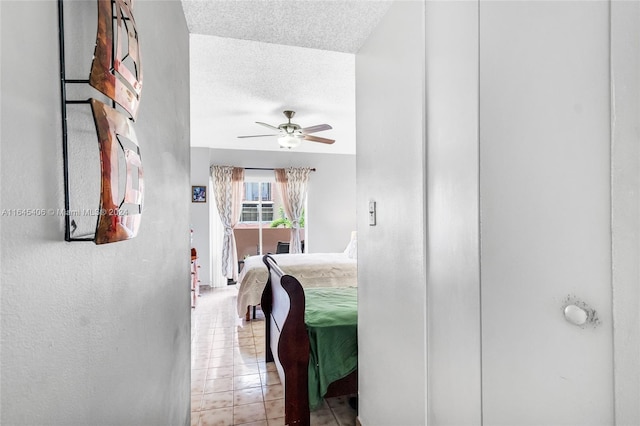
[{"xmin": 564, "ymin": 304, "xmax": 588, "ymax": 326}]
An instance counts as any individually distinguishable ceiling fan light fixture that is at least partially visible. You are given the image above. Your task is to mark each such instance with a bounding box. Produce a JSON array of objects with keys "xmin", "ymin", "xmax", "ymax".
[
  {"xmin": 238, "ymin": 111, "xmax": 334, "ymax": 147},
  {"xmin": 278, "ymin": 134, "xmax": 303, "ymax": 149}
]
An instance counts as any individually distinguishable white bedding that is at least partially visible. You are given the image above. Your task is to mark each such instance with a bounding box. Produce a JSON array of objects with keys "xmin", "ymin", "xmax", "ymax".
[{"xmin": 236, "ymin": 253, "xmax": 357, "ymax": 317}]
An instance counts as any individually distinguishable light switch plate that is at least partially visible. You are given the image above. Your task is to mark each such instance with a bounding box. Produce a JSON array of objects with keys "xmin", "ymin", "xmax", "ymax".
[{"xmin": 369, "ymin": 201, "xmax": 376, "ymax": 226}]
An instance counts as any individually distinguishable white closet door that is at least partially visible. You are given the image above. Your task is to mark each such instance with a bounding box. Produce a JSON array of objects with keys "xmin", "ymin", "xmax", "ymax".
[{"xmin": 479, "ymin": 2, "xmax": 613, "ymax": 425}]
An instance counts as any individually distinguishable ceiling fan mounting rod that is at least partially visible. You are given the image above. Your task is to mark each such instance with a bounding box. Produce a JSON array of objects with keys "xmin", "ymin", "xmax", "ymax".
[{"xmin": 280, "ymin": 111, "xmax": 301, "ymax": 134}]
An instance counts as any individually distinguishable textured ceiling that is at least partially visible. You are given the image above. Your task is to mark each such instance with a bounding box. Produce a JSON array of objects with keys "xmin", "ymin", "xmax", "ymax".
[
  {"xmin": 183, "ymin": 1, "xmax": 392, "ymax": 154},
  {"xmin": 181, "ymin": 1, "xmax": 393, "ymax": 53},
  {"xmin": 190, "ymin": 35, "xmax": 357, "ymax": 154}
]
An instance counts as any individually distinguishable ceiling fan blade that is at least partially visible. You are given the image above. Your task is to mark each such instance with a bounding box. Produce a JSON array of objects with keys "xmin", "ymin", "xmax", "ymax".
[
  {"xmin": 237, "ymin": 134, "xmax": 279, "ymax": 138},
  {"xmin": 256, "ymin": 122, "xmax": 280, "ymax": 131},
  {"xmin": 304, "ymin": 134, "xmax": 335, "ymax": 145},
  {"xmin": 301, "ymin": 124, "xmax": 332, "ymax": 134}
]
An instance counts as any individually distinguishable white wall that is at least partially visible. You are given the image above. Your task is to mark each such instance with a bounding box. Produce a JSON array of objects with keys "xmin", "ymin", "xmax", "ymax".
[
  {"xmin": 0, "ymin": 2, "xmax": 192, "ymax": 424},
  {"xmin": 424, "ymin": 1, "xmax": 482, "ymax": 424},
  {"xmin": 611, "ymin": 2, "xmax": 640, "ymax": 424},
  {"xmin": 189, "ymin": 148, "xmax": 357, "ymax": 287},
  {"xmin": 191, "ymin": 147, "xmax": 212, "ymax": 286},
  {"xmin": 356, "ymin": 1, "xmax": 427, "ymax": 424}
]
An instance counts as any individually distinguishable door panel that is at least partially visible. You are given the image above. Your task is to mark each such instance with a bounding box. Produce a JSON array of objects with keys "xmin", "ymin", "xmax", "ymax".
[{"xmin": 479, "ymin": 2, "xmax": 613, "ymax": 425}]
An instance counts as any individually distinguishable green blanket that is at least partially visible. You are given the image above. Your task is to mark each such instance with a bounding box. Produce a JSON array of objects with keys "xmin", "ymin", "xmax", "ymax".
[{"xmin": 304, "ymin": 287, "xmax": 358, "ymax": 410}]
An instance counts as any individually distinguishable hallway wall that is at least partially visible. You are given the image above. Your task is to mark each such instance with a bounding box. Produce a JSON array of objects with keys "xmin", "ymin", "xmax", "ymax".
[
  {"xmin": 424, "ymin": 1, "xmax": 482, "ymax": 424},
  {"xmin": 356, "ymin": 1, "xmax": 428, "ymax": 423},
  {"xmin": 0, "ymin": 2, "xmax": 192, "ymax": 424}
]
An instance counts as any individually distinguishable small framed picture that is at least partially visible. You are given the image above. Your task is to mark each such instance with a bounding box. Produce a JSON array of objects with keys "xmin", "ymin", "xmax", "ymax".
[{"xmin": 192, "ymin": 185, "xmax": 206, "ymax": 203}]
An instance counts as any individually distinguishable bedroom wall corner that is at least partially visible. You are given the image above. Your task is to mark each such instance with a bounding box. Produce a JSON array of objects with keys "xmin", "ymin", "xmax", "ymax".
[{"xmin": 1, "ymin": 1, "xmax": 191, "ymax": 424}]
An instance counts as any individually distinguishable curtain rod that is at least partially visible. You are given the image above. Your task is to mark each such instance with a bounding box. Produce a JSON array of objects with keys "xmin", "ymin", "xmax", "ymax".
[{"xmin": 243, "ymin": 167, "xmax": 316, "ymax": 172}]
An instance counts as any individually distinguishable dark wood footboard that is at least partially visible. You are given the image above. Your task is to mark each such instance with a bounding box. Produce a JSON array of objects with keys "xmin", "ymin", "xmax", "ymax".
[
  {"xmin": 261, "ymin": 254, "xmax": 357, "ymax": 425},
  {"xmin": 261, "ymin": 255, "xmax": 311, "ymax": 425}
]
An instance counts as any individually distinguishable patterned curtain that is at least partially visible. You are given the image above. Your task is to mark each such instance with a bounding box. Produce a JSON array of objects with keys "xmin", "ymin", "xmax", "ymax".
[
  {"xmin": 274, "ymin": 167, "xmax": 311, "ymax": 253},
  {"xmin": 211, "ymin": 166, "xmax": 244, "ymax": 280}
]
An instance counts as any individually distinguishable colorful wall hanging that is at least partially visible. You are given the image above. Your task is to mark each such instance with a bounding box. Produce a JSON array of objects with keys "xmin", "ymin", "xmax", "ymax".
[{"xmin": 58, "ymin": 0, "xmax": 144, "ymax": 244}]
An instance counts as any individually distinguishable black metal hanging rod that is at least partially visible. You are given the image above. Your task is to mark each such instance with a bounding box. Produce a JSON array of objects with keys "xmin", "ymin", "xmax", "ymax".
[{"xmin": 58, "ymin": 0, "xmax": 72, "ymax": 242}]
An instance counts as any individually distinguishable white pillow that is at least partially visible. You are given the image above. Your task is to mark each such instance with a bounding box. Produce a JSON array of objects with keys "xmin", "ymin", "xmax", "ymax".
[
  {"xmin": 347, "ymin": 239, "xmax": 357, "ymax": 259},
  {"xmin": 343, "ymin": 231, "xmax": 357, "ymax": 259}
]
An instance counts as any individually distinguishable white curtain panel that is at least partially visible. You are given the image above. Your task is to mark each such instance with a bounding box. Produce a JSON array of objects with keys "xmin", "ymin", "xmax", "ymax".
[
  {"xmin": 275, "ymin": 167, "xmax": 311, "ymax": 253},
  {"xmin": 210, "ymin": 205, "xmax": 226, "ymax": 288},
  {"xmin": 211, "ymin": 166, "xmax": 244, "ymax": 281}
]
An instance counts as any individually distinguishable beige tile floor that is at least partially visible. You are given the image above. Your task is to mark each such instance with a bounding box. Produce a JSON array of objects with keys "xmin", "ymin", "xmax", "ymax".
[{"xmin": 191, "ymin": 286, "xmax": 357, "ymax": 426}]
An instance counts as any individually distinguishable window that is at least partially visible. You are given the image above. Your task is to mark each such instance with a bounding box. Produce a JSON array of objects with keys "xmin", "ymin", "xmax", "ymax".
[
  {"xmin": 244, "ymin": 182, "xmax": 271, "ymax": 202},
  {"xmin": 240, "ymin": 182, "xmax": 274, "ymax": 223},
  {"xmin": 234, "ymin": 174, "xmax": 307, "ymax": 259}
]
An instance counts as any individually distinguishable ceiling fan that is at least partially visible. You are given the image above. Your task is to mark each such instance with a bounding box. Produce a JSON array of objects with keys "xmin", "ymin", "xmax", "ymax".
[{"xmin": 237, "ymin": 110, "xmax": 335, "ymax": 149}]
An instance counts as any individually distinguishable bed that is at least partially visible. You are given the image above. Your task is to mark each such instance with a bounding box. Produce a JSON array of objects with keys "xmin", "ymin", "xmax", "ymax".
[
  {"xmin": 260, "ymin": 254, "xmax": 357, "ymax": 425},
  {"xmin": 236, "ymin": 252, "xmax": 357, "ymax": 320}
]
